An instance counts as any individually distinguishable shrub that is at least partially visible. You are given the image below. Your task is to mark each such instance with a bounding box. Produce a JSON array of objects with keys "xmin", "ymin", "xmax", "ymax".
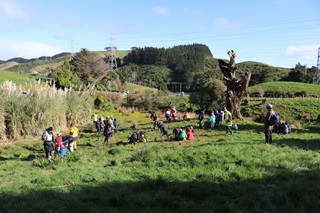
[{"xmin": 0, "ymin": 80, "xmax": 93, "ymax": 141}]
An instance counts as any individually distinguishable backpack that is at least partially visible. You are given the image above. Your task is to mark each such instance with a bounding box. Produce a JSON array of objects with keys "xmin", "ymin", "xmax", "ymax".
[
  {"xmin": 41, "ymin": 131, "xmax": 47, "ymax": 141},
  {"xmin": 271, "ymin": 113, "xmax": 280, "ymax": 126},
  {"xmin": 228, "ymin": 114, "xmax": 232, "ymax": 122}
]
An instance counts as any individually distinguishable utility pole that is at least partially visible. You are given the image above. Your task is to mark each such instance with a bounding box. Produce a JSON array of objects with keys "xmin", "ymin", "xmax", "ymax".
[
  {"xmin": 313, "ymin": 47, "xmax": 320, "ymax": 84},
  {"xmin": 106, "ymin": 32, "xmax": 118, "ymax": 72}
]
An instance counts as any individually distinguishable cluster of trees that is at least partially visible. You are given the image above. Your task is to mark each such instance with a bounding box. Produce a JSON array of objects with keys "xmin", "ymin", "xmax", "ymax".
[
  {"xmin": 119, "ymin": 44, "xmax": 213, "ymax": 91},
  {"xmin": 238, "ymin": 62, "xmax": 316, "ymax": 86},
  {"xmin": 51, "ymin": 49, "xmax": 124, "ymax": 93}
]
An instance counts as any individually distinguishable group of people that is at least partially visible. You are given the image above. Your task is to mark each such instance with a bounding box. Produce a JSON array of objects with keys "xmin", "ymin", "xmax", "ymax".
[
  {"xmin": 93, "ymin": 112, "xmax": 119, "ymax": 134},
  {"xmin": 40, "ymin": 103, "xmax": 292, "ymax": 160},
  {"xmin": 263, "ymin": 103, "xmax": 292, "ymax": 144},
  {"xmin": 172, "ymin": 126, "xmax": 196, "ymax": 144},
  {"xmin": 165, "ymin": 107, "xmax": 177, "ymax": 122},
  {"xmin": 42, "ymin": 123, "xmax": 79, "ymax": 161},
  {"xmin": 93, "ymin": 113, "xmax": 119, "ymax": 145},
  {"xmin": 200, "ymin": 107, "xmax": 236, "ymax": 135}
]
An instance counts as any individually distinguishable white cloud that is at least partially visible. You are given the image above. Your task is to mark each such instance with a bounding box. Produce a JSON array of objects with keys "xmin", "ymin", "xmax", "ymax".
[
  {"xmin": 285, "ymin": 44, "xmax": 319, "ymax": 61},
  {"xmin": 152, "ymin": 6, "xmax": 170, "ymax": 16},
  {"xmin": 0, "ymin": 0, "xmax": 30, "ymax": 21},
  {"xmin": 0, "ymin": 40, "xmax": 64, "ymax": 60},
  {"xmin": 214, "ymin": 17, "xmax": 239, "ymax": 30}
]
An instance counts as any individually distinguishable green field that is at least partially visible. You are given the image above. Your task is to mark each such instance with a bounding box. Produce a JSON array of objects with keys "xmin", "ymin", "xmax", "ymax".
[
  {"xmin": 0, "ymin": 109, "xmax": 319, "ymax": 212},
  {"xmin": 0, "ymin": 69, "xmax": 33, "ymax": 84},
  {"xmin": 248, "ymin": 81, "xmax": 320, "ymax": 97}
]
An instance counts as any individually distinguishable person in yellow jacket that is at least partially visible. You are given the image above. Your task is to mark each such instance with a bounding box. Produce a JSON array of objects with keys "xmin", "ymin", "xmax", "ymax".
[
  {"xmin": 70, "ymin": 123, "xmax": 79, "ymax": 149},
  {"xmin": 224, "ymin": 107, "xmax": 233, "ymax": 135}
]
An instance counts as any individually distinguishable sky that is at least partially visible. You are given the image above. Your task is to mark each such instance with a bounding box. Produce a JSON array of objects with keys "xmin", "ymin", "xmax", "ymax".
[{"xmin": 0, "ymin": 0, "xmax": 319, "ymax": 68}]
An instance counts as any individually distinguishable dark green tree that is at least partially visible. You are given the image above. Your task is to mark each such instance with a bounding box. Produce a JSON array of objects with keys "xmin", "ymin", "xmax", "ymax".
[
  {"xmin": 189, "ymin": 78, "xmax": 226, "ymax": 110},
  {"xmin": 70, "ymin": 48, "xmax": 110, "ymax": 92},
  {"xmin": 51, "ymin": 59, "xmax": 81, "ymax": 89}
]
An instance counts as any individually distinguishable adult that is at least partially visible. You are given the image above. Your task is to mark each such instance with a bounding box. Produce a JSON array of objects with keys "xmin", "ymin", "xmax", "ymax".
[
  {"xmin": 209, "ymin": 111, "xmax": 216, "ymax": 129},
  {"xmin": 159, "ymin": 123, "xmax": 169, "ymax": 141},
  {"xmin": 224, "ymin": 108, "xmax": 233, "ymax": 134},
  {"xmin": 113, "ymin": 118, "xmax": 119, "ymax": 135},
  {"xmin": 69, "ymin": 123, "xmax": 79, "ymax": 150},
  {"xmin": 264, "ymin": 103, "xmax": 275, "ymax": 144},
  {"xmin": 103, "ymin": 126, "xmax": 114, "ymax": 145},
  {"xmin": 172, "ymin": 127, "xmax": 182, "ymax": 141},
  {"xmin": 215, "ymin": 111, "xmax": 222, "ymax": 126},
  {"xmin": 199, "ymin": 107, "xmax": 206, "ymax": 128},
  {"xmin": 104, "ymin": 116, "xmax": 114, "ymax": 130},
  {"xmin": 42, "ymin": 127, "xmax": 55, "ymax": 161},
  {"xmin": 150, "ymin": 113, "xmax": 159, "ymax": 130},
  {"xmin": 171, "ymin": 107, "xmax": 177, "ymax": 121}
]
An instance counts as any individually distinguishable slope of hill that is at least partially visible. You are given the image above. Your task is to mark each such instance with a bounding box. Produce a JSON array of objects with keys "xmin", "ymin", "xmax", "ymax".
[
  {"xmin": 0, "ymin": 61, "xmax": 20, "ymax": 70},
  {"xmin": 0, "ymin": 69, "xmax": 33, "ymax": 84},
  {"xmin": 248, "ymin": 81, "xmax": 320, "ymax": 97}
]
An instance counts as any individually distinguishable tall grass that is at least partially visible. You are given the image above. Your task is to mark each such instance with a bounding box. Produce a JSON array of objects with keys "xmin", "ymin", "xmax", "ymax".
[{"xmin": 0, "ymin": 80, "xmax": 93, "ymax": 141}]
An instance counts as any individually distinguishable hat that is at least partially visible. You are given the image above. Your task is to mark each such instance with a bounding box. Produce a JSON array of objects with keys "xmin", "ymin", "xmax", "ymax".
[
  {"xmin": 266, "ymin": 104, "xmax": 273, "ymax": 110},
  {"xmin": 57, "ymin": 132, "xmax": 61, "ymax": 136}
]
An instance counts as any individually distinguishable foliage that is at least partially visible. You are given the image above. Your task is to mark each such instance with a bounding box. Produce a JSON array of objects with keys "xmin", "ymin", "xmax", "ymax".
[
  {"xmin": 93, "ymin": 94, "xmax": 115, "ymax": 110},
  {"xmin": 118, "ymin": 64, "xmax": 169, "ymax": 91},
  {"xmin": 51, "ymin": 59, "xmax": 80, "ymax": 89},
  {"xmin": 122, "ymin": 44, "xmax": 212, "ymax": 90},
  {"xmin": 237, "ymin": 61, "xmax": 291, "ymax": 86},
  {"xmin": 70, "ymin": 48, "xmax": 110, "ymax": 91},
  {"xmin": 189, "ymin": 78, "xmax": 226, "ymax": 111},
  {"xmin": 282, "ymin": 63, "xmax": 315, "ymax": 83},
  {"xmin": 0, "ymin": 80, "xmax": 93, "ymax": 141}
]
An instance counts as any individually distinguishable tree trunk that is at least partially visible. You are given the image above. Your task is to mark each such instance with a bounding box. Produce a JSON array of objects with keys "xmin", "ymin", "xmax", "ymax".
[{"xmin": 218, "ymin": 51, "xmax": 251, "ymax": 120}]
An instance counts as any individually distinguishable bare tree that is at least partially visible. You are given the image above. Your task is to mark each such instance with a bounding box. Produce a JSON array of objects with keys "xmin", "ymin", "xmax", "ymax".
[
  {"xmin": 218, "ymin": 50, "xmax": 251, "ymax": 120},
  {"xmin": 71, "ymin": 48, "xmax": 110, "ymax": 93}
]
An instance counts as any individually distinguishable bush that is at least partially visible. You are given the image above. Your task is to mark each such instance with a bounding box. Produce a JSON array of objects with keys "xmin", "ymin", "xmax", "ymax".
[{"xmin": 0, "ymin": 80, "xmax": 93, "ymax": 141}]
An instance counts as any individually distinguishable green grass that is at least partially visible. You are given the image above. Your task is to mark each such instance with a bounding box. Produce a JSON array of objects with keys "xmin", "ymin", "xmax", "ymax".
[
  {"xmin": 1, "ymin": 109, "xmax": 320, "ymax": 212},
  {"xmin": 0, "ymin": 69, "xmax": 33, "ymax": 84},
  {"xmin": 248, "ymin": 81, "xmax": 320, "ymax": 97},
  {"xmin": 125, "ymin": 82, "xmax": 158, "ymax": 93}
]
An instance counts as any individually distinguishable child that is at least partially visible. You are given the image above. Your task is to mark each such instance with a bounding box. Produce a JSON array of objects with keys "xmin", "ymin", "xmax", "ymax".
[
  {"xmin": 178, "ymin": 128, "xmax": 187, "ymax": 145},
  {"xmin": 55, "ymin": 132, "xmax": 62, "ymax": 152},
  {"xmin": 186, "ymin": 128, "xmax": 194, "ymax": 140},
  {"xmin": 67, "ymin": 133, "xmax": 75, "ymax": 154}
]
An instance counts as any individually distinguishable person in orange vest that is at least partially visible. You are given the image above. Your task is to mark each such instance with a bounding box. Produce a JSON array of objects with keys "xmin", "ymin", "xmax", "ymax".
[
  {"xmin": 69, "ymin": 123, "xmax": 79, "ymax": 150},
  {"xmin": 183, "ymin": 112, "xmax": 190, "ymax": 121}
]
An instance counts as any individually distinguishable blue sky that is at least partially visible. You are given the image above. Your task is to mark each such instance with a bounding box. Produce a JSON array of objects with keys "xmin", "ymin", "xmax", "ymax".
[{"xmin": 0, "ymin": 0, "xmax": 319, "ymax": 68}]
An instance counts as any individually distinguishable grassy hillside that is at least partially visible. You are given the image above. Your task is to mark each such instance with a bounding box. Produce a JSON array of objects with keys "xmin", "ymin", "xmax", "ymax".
[
  {"xmin": 248, "ymin": 81, "xmax": 320, "ymax": 97},
  {"xmin": 0, "ymin": 69, "xmax": 33, "ymax": 84},
  {"xmin": 125, "ymin": 82, "xmax": 158, "ymax": 93},
  {"xmin": 0, "ymin": 61, "xmax": 19, "ymax": 70},
  {"xmin": 0, "ymin": 109, "xmax": 319, "ymax": 212}
]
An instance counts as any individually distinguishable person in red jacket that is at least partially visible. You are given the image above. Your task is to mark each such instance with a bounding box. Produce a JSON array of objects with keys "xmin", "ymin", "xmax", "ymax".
[
  {"xmin": 186, "ymin": 127, "xmax": 194, "ymax": 140},
  {"xmin": 55, "ymin": 132, "xmax": 62, "ymax": 151}
]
